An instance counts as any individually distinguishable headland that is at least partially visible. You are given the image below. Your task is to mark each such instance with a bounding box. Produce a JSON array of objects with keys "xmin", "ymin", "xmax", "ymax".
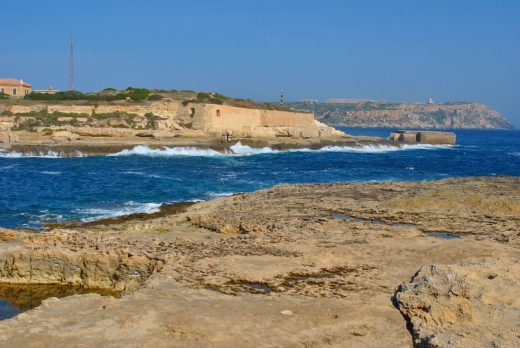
[
  {"xmin": 0, "ymin": 90, "xmax": 458, "ymax": 156},
  {"xmin": 288, "ymin": 100, "xmax": 514, "ymax": 129}
]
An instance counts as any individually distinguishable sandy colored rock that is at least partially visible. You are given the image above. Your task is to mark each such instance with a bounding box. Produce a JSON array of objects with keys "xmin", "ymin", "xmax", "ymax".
[
  {"xmin": 50, "ymin": 130, "xmax": 81, "ymax": 142},
  {"xmin": 0, "ymin": 177, "xmax": 517, "ymax": 347},
  {"xmin": 0, "ymin": 228, "xmax": 16, "ymax": 240},
  {"xmin": 394, "ymin": 257, "xmax": 520, "ymax": 347},
  {"xmin": 136, "ymin": 130, "xmax": 177, "ymax": 139},
  {"xmin": 71, "ymin": 127, "xmax": 137, "ymax": 137},
  {"xmin": 0, "ymin": 131, "xmax": 18, "ymax": 143}
]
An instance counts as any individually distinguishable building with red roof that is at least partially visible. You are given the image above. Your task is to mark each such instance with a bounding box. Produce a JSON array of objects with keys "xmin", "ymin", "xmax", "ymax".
[{"xmin": 0, "ymin": 79, "xmax": 32, "ymax": 97}]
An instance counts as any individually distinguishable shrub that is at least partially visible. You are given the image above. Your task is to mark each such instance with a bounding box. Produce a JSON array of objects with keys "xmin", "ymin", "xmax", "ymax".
[
  {"xmin": 196, "ymin": 92, "xmax": 211, "ymax": 100},
  {"xmin": 148, "ymin": 94, "xmax": 164, "ymax": 101},
  {"xmin": 125, "ymin": 87, "xmax": 150, "ymax": 101},
  {"xmin": 25, "ymin": 91, "xmax": 87, "ymax": 101},
  {"xmin": 0, "ymin": 92, "xmax": 9, "ymax": 100}
]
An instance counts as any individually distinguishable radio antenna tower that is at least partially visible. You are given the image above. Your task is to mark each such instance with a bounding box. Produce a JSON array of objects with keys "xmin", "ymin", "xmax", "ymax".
[
  {"xmin": 69, "ymin": 36, "xmax": 75, "ymax": 91},
  {"xmin": 280, "ymin": 90, "xmax": 284, "ymax": 106}
]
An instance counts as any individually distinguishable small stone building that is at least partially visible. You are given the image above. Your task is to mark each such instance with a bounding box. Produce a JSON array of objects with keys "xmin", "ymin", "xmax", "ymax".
[{"xmin": 0, "ymin": 79, "xmax": 32, "ymax": 97}]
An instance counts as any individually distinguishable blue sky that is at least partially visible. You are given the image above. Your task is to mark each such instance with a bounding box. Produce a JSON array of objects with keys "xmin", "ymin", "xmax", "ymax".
[{"xmin": 2, "ymin": 0, "xmax": 519, "ymax": 126}]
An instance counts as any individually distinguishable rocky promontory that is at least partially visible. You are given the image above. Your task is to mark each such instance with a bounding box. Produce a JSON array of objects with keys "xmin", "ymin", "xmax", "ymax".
[
  {"xmin": 0, "ymin": 177, "xmax": 518, "ymax": 347},
  {"xmin": 288, "ymin": 100, "xmax": 514, "ymax": 129},
  {"xmin": 0, "ymin": 93, "xmax": 377, "ymax": 155}
]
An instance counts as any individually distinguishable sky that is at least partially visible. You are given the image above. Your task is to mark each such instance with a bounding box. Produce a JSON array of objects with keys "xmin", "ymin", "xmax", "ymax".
[{"xmin": 2, "ymin": 0, "xmax": 519, "ymax": 127}]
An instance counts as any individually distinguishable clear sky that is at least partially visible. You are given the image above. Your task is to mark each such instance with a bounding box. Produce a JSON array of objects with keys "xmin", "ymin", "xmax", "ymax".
[{"xmin": 2, "ymin": 0, "xmax": 519, "ymax": 126}]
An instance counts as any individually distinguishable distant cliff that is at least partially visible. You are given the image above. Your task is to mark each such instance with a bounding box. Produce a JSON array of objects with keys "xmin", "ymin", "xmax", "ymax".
[{"xmin": 286, "ymin": 101, "xmax": 514, "ymax": 129}]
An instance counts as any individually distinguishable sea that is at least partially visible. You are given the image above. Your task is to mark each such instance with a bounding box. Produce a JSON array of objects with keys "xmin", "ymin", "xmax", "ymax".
[{"xmin": 0, "ymin": 128, "xmax": 518, "ymax": 229}]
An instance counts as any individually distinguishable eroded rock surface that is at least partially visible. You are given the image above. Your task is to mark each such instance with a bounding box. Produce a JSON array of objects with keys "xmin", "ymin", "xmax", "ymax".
[
  {"xmin": 0, "ymin": 177, "xmax": 518, "ymax": 347},
  {"xmin": 395, "ymin": 257, "xmax": 520, "ymax": 348}
]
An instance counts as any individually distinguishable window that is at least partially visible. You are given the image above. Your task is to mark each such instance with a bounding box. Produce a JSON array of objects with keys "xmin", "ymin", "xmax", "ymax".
[
  {"xmin": 216, "ymin": 109, "xmax": 221, "ymax": 117},
  {"xmin": 12, "ymin": 88, "xmax": 17, "ymax": 95},
  {"xmin": 0, "ymin": 88, "xmax": 4, "ymax": 93}
]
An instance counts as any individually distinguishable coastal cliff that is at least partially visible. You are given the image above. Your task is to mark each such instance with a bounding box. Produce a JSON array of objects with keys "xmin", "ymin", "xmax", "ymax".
[{"xmin": 287, "ymin": 101, "xmax": 514, "ymax": 129}]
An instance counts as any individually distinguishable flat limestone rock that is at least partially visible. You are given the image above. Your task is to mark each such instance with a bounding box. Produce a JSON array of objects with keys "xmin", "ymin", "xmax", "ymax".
[
  {"xmin": 394, "ymin": 257, "xmax": 520, "ymax": 348},
  {"xmin": 0, "ymin": 177, "xmax": 518, "ymax": 347}
]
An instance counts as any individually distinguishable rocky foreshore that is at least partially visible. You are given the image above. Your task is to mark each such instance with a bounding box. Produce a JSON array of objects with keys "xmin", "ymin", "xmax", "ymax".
[
  {"xmin": 0, "ymin": 130, "xmax": 389, "ymax": 157},
  {"xmin": 0, "ymin": 177, "xmax": 518, "ymax": 347}
]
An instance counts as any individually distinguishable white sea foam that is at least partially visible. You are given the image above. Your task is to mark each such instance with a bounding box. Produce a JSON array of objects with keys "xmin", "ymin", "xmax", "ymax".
[
  {"xmin": 509, "ymin": 152, "xmax": 520, "ymax": 157},
  {"xmin": 76, "ymin": 201, "xmax": 162, "ymax": 222},
  {"xmin": 0, "ymin": 142, "xmax": 453, "ymax": 159},
  {"xmin": 41, "ymin": 171, "xmax": 61, "ymax": 175},
  {"xmin": 109, "ymin": 145, "xmax": 224, "ymax": 157},
  {"xmin": 208, "ymin": 192, "xmax": 235, "ymax": 198},
  {"xmin": 109, "ymin": 142, "xmax": 451, "ymax": 157},
  {"xmin": 314, "ymin": 143, "xmax": 454, "ymax": 153},
  {"xmin": 228, "ymin": 142, "xmax": 277, "ymax": 155},
  {"xmin": 0, "ymin": 149, "xmax": 68, "ymax": 158}
]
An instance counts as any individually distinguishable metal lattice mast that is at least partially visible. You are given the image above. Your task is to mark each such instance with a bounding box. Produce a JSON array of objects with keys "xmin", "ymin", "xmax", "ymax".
[
  {"xmin": 280, "ymin": 90, "xmax": 284, "ymax": 106},
  {"xmin": 69, "ymin": 37, "xmax": 75, "ymax": 91}
]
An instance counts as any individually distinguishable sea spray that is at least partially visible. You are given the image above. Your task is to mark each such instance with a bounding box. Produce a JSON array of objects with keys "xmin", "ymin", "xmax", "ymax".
[
  {"xmin": 108, "ymin": 142, "xmax": 452, "ymax": 158},
  {"xmin": 75, "ymin": 201, "xmax": 163, "ymax": 222}
]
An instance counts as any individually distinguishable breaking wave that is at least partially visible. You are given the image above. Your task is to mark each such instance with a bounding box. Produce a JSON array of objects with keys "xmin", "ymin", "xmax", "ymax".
[
  {"xmin": 314, "ymin": 143, "xmax": 454, "ymax": 153},
  {"xmin": 75, "ymin": 201, "xmax": 162, "ymax": 222},
  {"xmin": 0, "ymin": 149, "xmax": 85, "ymax": 158},
  {"xmin": 108, "ymin": 142, "xmax": 452, "ymax": 157},
  {"xmin": 0, "ymin": 142, "xmax": 452, "ymax": 158}
]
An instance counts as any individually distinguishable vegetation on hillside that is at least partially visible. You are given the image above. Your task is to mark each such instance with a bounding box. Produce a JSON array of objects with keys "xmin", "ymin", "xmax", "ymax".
[
  {"xmin": 25, "ymin": 87, "xmax": 150, "ymax": 102},
  {"xmin": 0, "ymin": 87, "xmax": 304, "ymax": 113}
]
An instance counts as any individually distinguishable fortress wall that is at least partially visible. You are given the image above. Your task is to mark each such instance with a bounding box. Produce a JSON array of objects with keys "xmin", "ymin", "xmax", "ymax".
[
  {"xmin": 261, "ymin": 110, "xmax": 315, "ymax": 127},
  {"xmin": 176, "ymin": 104, "xmax": 210, "ymax": 130},
  {"xmin": 205, "ymin": 104, "xmax": 264, "ymax": 133},
  {"xmin": 180, "ymin": 103, "xmax": 316, "ymax": 134}
]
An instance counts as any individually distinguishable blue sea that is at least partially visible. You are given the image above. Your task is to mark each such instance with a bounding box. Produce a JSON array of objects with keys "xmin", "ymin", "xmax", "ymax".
[{"xmin": 1, "ymin": 128, "xmax": 518, "ymax": 229}]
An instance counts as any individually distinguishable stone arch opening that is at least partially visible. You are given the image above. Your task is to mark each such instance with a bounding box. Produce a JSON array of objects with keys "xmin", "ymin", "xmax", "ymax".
[
  {"xmin": 190, "ymin": 108, "xmax": 195, "ymax": 118},
  {"xmin": 216, "ymin": 109, "xmax": 221, "ymax": 117}
]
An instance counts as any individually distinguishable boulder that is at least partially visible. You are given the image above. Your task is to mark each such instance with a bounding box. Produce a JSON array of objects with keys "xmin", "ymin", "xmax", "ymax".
[{"xmin": 394, "ymin": 257, "xmax": 520, "ymax": 348}]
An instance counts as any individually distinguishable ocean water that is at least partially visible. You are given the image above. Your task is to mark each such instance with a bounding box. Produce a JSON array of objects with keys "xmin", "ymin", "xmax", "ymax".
[{"xmin": 0, "ymin": 128, "xmax": 518, "ymax": 229}]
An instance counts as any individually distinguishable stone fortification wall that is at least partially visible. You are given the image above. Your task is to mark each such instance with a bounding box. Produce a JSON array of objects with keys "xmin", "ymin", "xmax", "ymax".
[{"xmin": 177, "ymin": 103, "xmax": 316, "ymax": 135}]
